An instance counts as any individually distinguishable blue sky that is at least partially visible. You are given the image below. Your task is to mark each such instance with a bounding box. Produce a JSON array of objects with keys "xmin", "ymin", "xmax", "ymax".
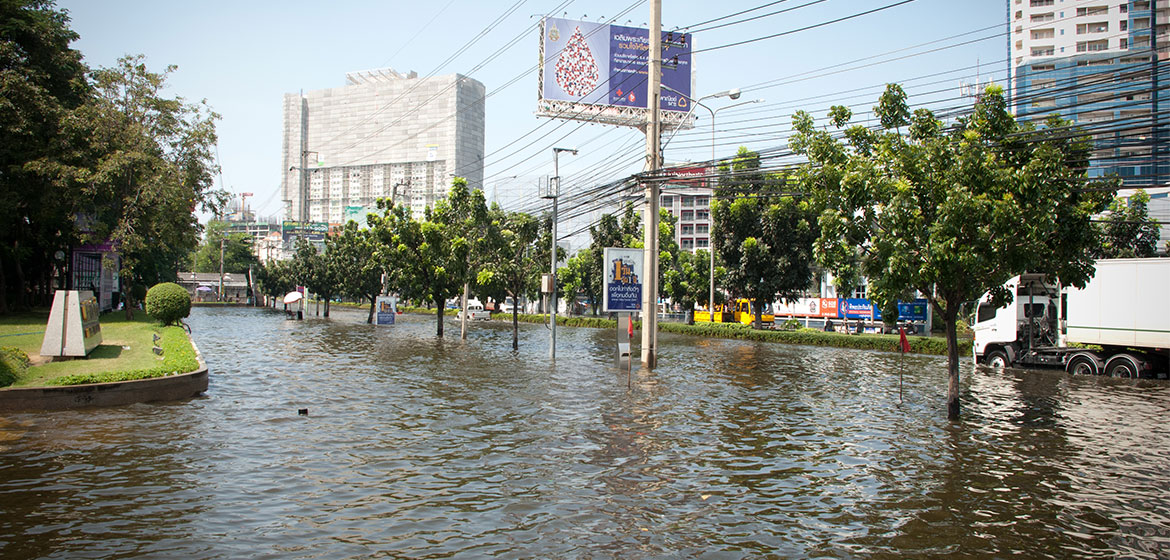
[{"xmin": 57, "ymin": 0, "xmax": 1006, "ymax": 236}]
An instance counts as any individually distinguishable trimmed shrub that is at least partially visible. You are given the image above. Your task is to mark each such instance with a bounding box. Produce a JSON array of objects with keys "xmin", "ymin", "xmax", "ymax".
[
  {"xmin": 0, "ymin": 347, "xmax": 31, "ymax": 388},
  {"xmin": 145, "ymin": 282, "xmax": 191, "ymax": 326}
]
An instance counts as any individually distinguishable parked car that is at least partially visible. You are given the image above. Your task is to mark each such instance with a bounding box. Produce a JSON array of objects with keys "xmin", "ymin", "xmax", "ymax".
[{"xmin": 458, "ymin": 299, "xmax": 492, "ymax": 321}]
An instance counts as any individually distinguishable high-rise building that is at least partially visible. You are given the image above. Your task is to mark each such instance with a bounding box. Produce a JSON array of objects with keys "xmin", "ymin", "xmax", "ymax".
[
  {"xmin": 1009, "ymin": 0, "xmax": 1168, "ymax": 186},
  {"xmin": 281, "ymin": 68, "xmax": 486, "ymax": 223}
]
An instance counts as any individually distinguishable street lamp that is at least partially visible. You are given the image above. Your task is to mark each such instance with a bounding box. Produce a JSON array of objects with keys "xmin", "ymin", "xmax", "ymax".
[
  {"xmin": 660, "ymin": 84, "xmax": 763, "ymax": 318},
  {"xmin": 549, "ymin": 146, "xmax": 578, "ymax": 361}
]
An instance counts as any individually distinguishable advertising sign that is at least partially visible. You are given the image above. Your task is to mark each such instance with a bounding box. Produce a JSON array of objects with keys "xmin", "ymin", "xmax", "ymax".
[
  {"xmin": 282, "ymin": 221, "xmax": 328, "ymax": 241},
  {"xmin": 376, "ymin": 296, "xmax": 397, "ymax": 326},
  {"xmin": 541, "ymin": 17, "xmax": 692, "ymax": 114},
  {"xmin": 838, "ymin": 298, "xmax": 876, "ymax": 320},
  {"xmin": 872, "ymin": 299, "xmax": 930, "ymax": 322},
  {"xmin": 602, "ymin": 247, "xmax": 643, "ymax": 312}
]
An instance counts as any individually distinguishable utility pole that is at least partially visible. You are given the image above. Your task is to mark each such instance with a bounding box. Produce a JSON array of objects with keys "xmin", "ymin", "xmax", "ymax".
[{"xmin": 641, "ymin": 0, "xmax": 662, "ymax": 369}]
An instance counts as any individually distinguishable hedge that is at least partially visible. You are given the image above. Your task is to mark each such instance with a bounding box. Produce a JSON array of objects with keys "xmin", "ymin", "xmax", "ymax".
[
  {"xmin": 394, "ymin": 308, "xmax": 966, "ymax": 356},
  {"xmin": 46, "ymin": 325, "xmax": 200, "ymax": 386},
  {"xmin": 0, "ymin": 347, "xmax": 31, "ymax": 388}
]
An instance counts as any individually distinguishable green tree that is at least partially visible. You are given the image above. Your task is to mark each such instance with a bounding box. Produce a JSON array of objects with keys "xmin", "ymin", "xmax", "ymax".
[
  {"xmin": 1095, "ymin": 189, "xmax": 1160, "ymax": 258},
  {"xmin": 479, "ymin": 210, "xmax": 547, "ymax": 350},
  {"xmin": 1, "ymin": 0, "xmax": 90, "ymax": 312},
  {"xmin": 53, "ymin": 55, "xmax": 220, "ymax": 319},
  {"xmin": 193, "ymin": 221, "xmax": 259, "ymax": 274},
  {"xmin": 791, "ymin": 84, "xmax": 1110, "ymax": 420},
  {"xmin": 369, "ymin": 180, "xmax": 470, "ymax": 337},
  {"xmin": 256, "ymin": 258, "xmax": 296, "ymax": 303},
  {"xmin": 663, "ymin": 248, "xmax": 710, "ymax": 324},
  {"xmin": 712, "ymin": 148, "xmax": 817, "ymax": 329},
  {"xmin": 560, "ymin": 247, "xmax": 599, "ymax": 316},
  {"xmin": 292, "ymin": 238, "xmax": 336, "ymax": 316},
  {"xmin": 439, "ymin": 181, "xmax": 492, "ymax": 338},
  {"xmin": 330, "ymin": 221, "xmax": 385, "ymax": 324}
]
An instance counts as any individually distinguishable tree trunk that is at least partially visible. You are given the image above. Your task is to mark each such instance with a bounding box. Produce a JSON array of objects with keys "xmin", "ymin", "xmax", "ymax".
[
  {"xmin": 944, "ymin": 309, "xmax": 961, "ymax": 420},
  {"xmin": 436, "ymin": 299, "xmax": 445, "ymax": 337},
  {"xmin": 13, "ymin": 241, "xmax": 27, "ymax": 310},
  {"xmin": 324, "ymin": 297, "xmax": 331, "ymax": 318},
  {"xmin": 509, "ymin": 306, "xmax": 518, "ymax": 351},
  {"xmin": 753, "ymin": 297, "xmax": 763, "ymax": 330},
  {"xmin": 366, "ymin": 295, "xmax": 375, "ymax": 324},
  {"xmin": 0, "ymin": 249, "xmax": 9, "ymax": 315},
  {"xmin": 123, "ymin": 277, "xmax": 135, "ymax": 320},
  {"xmin": 687, "ymin": 303, "xmax": 695, "ymax": 325}
]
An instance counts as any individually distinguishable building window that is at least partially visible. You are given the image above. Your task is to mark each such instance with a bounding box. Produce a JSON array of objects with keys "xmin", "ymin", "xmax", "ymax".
[
  {"xmin": 1031, "ymin": 63, "xmax": 1055, "ymax": 71},
  {"xmin": 1076, "ymin": 6, "xmax": 1108, "ymax": 16},
  {"xmin": 1121, "ymin": 38, "xmax": 1129, "ymax": 49},
  {"xmin": 681, "ymin": 196, "xmax": 694, "ymax": 208},
  {"xmin": 695, "ymin": 210, "xmax": 710, "ymax": 221},
  {"xmin": 681, "ymin": 210, "xmax": 694, "ymax": 221},
  {"xmin": 660, "ymin": 195, "xmax": 673, "ymax": 206},
  {"xmin": 1030, "ymin": 12, "xmax": 1054, "ymax": 22},
  {"xmin": 695, "ymin": 196, "xmax": 709, "ymax": 207},
  {"xmin": 1032, "ymin": 28, "xmax": 1055, "ymax": 39},
  {"xmin": 681, "ymin": 239, "xmax": 694, "ymax": 250},
  {"xmin": 1076, "ymin": 40, "xmax": 1109, "ymax": 52},
  {"xmin": 1120, "ymin": 20, "xmax": 1128, "ymax": 31},
  {"xmin": 1030, "ymin": 0, "xmax": 1054, "ymax": 7},
  {"xmin": 1031, "ymin": 46, "xmax": 1056, "ymax": 56},
  {"xmin": 1076, "ymin": 22, "xmax": 1109, "ymax": 34}
]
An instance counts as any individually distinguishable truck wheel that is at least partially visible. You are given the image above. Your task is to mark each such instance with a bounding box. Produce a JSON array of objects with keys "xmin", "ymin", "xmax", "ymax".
[
  {"xmin": 1066, "ymin": 353, "xmax": 1101, "ymax": 376},
  {"xmin": 1105, "ymin": 354, "xmax": 1142, "ymax": 379},
  {"xmin": 984, "ymin": 349, "xmax": 1009, "ymax": 369}
]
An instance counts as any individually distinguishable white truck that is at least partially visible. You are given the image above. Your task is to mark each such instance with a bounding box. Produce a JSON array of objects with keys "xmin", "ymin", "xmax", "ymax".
[
  {"xmin": 457, "ymin": 299, "xmax": 492, "ymax": 321},
  {"xmin": 972, "ymin": 258, "xmax": 1170, "ymax": 378}
]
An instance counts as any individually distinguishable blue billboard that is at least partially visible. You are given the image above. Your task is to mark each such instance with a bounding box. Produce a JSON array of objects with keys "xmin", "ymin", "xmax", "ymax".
[{"xmin": 837, "ymin": 298, "xmax": 929, "ymax": 321}]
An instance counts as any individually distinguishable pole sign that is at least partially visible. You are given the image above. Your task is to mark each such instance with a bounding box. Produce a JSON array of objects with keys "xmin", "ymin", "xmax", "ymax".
[
  {"xmin": 602, "ymin": 247, "xmax": 643, "ymax": 313},
  {"xmin": 375, "ymin": 296, "xmax": 397, "ymax": 326}
]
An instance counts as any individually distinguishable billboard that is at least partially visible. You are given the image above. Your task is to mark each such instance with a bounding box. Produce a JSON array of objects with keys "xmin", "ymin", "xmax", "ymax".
[
  {"xmin": 281, "ymin": 221, "xmax": 328, "ymax": 242},
  {"xmin": 602, "ymin": 247, "xmax": 643, "ymax": 312},
  {"xmin": 539, "ymin": 17, "xmax": 692, "ymax": 126}
]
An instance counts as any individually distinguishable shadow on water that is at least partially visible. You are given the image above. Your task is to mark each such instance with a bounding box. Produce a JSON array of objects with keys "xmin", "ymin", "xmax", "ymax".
[{"xmin": 1, "ymin": 305, "xmax": 1168, "ymax": 559}]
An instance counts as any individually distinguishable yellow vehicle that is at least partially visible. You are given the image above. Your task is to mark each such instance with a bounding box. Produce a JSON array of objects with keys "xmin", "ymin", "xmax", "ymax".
[{"xmin": 694, "ymin": 299, "xmax": 774, "ymax": 326}]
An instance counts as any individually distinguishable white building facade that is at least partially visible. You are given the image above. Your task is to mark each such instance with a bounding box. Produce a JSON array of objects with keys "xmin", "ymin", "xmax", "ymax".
[{"xmin": 282, "ymin": 68, "xmax": 486, "ymax": 223}]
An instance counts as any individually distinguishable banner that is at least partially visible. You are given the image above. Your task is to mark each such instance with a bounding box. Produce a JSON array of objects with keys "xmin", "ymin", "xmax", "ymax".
[
  {"xmin": 541, "ymin": 17, "xmax": 692, "ymax": 113},
  {"xmin": 602, "ymin": 247, "xmax": 643, "ymax": 312}
]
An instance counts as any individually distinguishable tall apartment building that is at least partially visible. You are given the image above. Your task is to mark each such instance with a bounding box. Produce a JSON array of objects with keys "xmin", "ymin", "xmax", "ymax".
[
  {"xmin": 1009, "ymin": 0, "xmax": 1168, "ymax": 186},
  {"xmin": 281, "ymin": 68, "xmax": 486, "ymax": 223},
  {"xmin": 658, "ymin": 166, "xmax": 713, "ymax": 254}
]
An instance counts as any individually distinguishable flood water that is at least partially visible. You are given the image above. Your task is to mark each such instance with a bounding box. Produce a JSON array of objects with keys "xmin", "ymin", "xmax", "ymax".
[{"xmin": 2, "ymin": 305, "xmax": 1169, "ymax": 559}]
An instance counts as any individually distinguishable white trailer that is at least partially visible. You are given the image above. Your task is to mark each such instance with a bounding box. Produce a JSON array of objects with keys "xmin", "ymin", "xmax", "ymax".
[{"xmin": 972, "ymin": 258, "xmax": 1170, "ymax": 378}]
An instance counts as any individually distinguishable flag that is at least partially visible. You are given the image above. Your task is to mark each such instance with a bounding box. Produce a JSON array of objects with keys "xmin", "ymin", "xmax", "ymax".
[
  {"xmin": 628, "ymin": 316, "xmax": 634, "ymax": 337},
  {"xmin": 898, "ymin": 327, "xmax": 911, "ymax": 353}
]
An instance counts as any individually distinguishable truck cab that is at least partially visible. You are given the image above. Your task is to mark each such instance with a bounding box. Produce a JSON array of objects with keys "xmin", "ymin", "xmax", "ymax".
[{"xmin": 972, "ymin": 274, "xmax": 1063, "ymax": 369}]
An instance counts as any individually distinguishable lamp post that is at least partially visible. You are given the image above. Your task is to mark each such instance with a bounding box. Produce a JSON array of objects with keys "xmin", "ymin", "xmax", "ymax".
[
  {"xmin": 549, "ymin": 147, "xmax": 578, "ymax": 360},
  {"xmin": 661, "ymin": 84, "xmax": 763, "ymax": 318}
]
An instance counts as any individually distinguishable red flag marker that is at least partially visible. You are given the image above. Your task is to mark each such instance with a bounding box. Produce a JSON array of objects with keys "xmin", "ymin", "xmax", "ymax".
[{"xmin": 898, "ymin": 327, "xmax": 911, "ymax": 353}]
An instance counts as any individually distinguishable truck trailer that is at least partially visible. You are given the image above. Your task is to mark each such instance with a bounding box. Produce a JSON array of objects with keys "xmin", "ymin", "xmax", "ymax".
[{"xmin": 972, "ymin": 258, "xmax": 1170, "ymax": 378}]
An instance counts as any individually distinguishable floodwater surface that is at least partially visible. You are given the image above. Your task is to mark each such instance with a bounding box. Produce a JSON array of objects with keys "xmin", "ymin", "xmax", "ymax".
[{"xmin": 1, "ymin": 306, "xmax": 1169, "ymax": 559}]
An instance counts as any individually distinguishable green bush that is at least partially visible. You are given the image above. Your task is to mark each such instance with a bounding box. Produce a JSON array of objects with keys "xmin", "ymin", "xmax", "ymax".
[
  {"xmin": 145, "ymin": 282, "xmax": 191, "ymax": 326},
  {"xmin": 0, "ymin": 347, "xmax": 31, "ymax": 387}
]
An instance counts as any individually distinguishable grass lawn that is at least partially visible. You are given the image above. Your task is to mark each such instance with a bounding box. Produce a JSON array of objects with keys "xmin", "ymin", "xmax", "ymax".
[{"xmin": 0, "ymin": 311, "xmax": 199, "ymax": 388}]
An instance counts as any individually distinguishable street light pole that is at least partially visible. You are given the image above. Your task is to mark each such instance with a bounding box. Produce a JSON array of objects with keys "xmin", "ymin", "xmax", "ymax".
[
  {"xmin": 661, "ymin": 83, "xmax": 762, "ymax": 317},
  {"xmin": 642, "ymin": 0, "xmax": 662, "ymax": 370},
  {"xmin": 550, "ymin": 147, "xmax": 578, "ymax": 361}
]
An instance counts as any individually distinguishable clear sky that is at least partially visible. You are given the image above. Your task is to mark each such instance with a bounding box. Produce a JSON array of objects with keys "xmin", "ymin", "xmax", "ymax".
[{"xmin": 56, "ymin": 0, "xmax": 1007, "ymax": 243}]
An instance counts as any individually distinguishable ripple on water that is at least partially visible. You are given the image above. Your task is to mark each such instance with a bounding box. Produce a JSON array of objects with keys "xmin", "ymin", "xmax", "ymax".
[{"xmin": 1, "ymin": 306, "xmax": 1168, "ymax": 559}]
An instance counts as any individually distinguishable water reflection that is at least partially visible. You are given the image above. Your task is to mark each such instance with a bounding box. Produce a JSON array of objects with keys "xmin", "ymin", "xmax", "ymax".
[{"xmin": 0, "ymin": 306, "xmax": 1168, "ymax": 559}]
